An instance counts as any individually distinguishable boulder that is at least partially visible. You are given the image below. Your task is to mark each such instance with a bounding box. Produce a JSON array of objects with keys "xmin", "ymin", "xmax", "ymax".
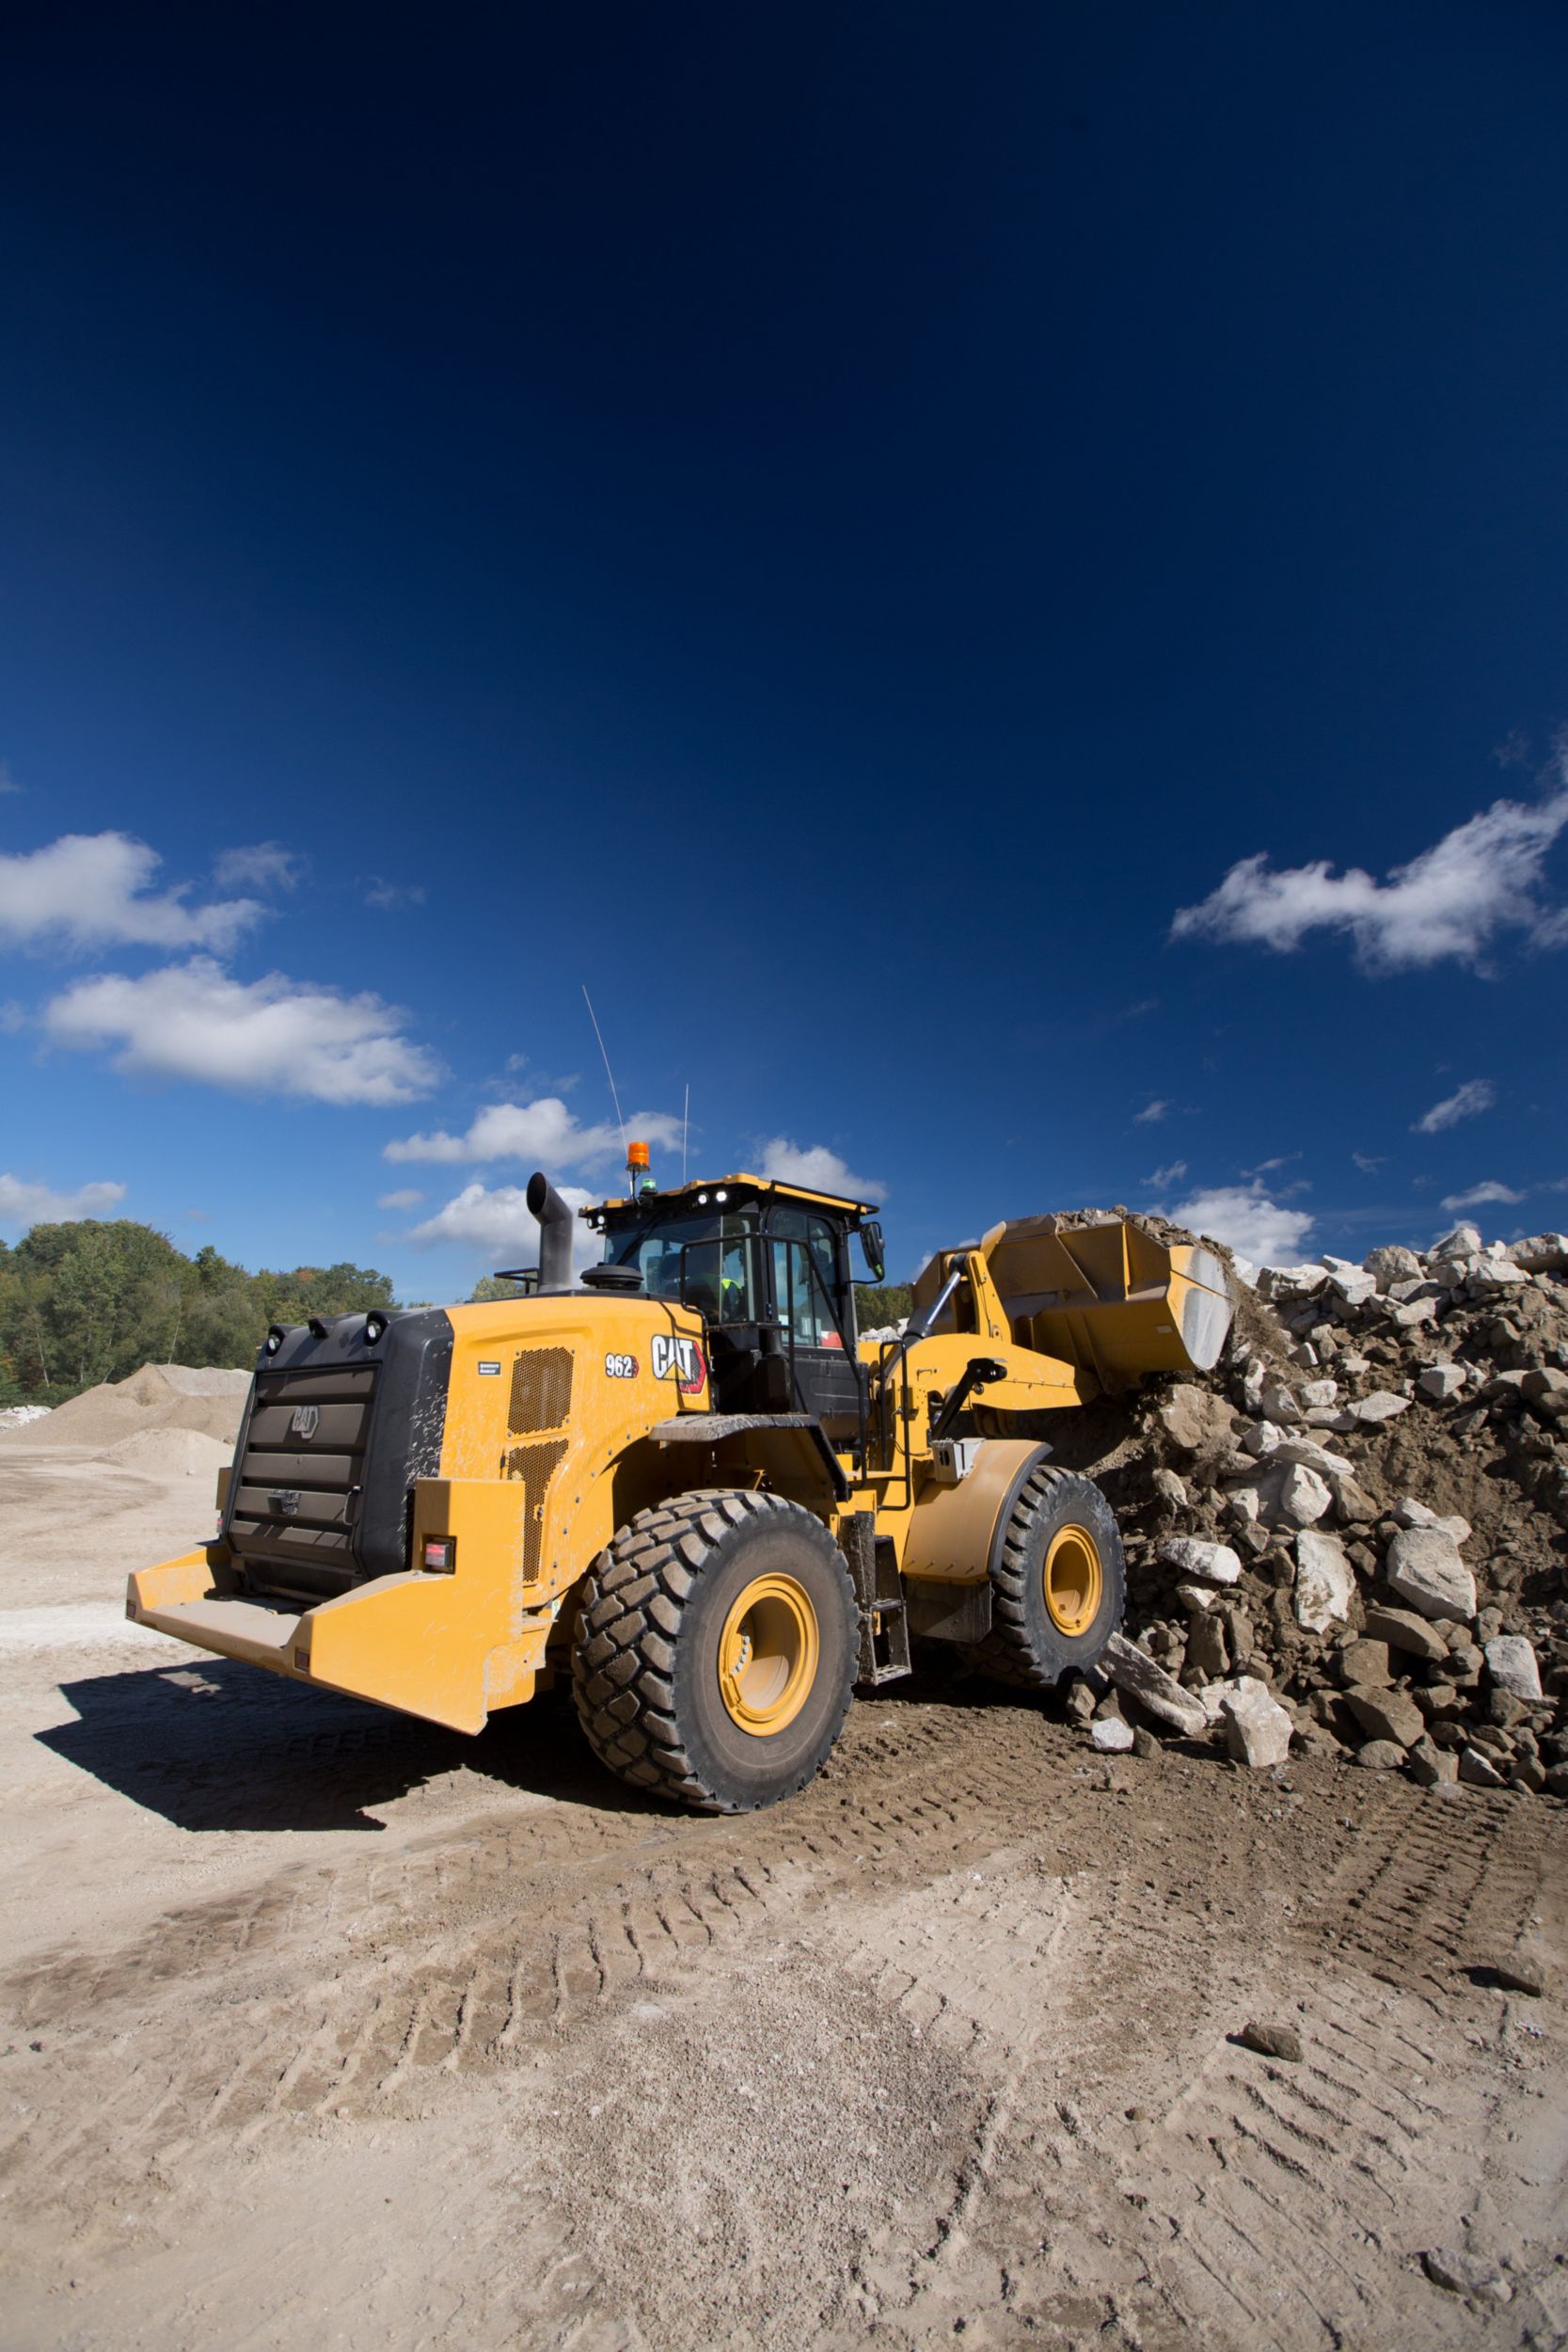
[
  {"xmin": 1355, "ymin": 1740, "xmax": 1406, "ymax": 1771},
  {"xmin": 1390, "ymin": 1498, "xmax": 1472, "ymax": 1544},
  {"xmin": 1325, "ymin": 1468, "xmax": 1378, "ymax": 1525},
  {"xmin": 1408, "ymin": 1738, "xmax": 1459, "ymax": 1787},
  {"xmin": 1302, "ymin": 1377, "xmax": 1340, "ymax": 1408},
  {"xmin": 1293, "ymin": 1530, "xmax": 1354, "ymax": 1632},
  {"xmin": 1219, "ymin": 1677, "xmax": 1293, "ymax": 1768},
  {"xmin": 1523, "ymin": 1367, "xmax": 1568, "ymax": 1418},
  {"xmin": 1346, "ymin": 1391, "xmax": 1411, "ymax": 1425},
  {"xmin": 1385, "ymin": 1527, "xmax": 1477, "ymax": 1622},
  {"xmin": 1186, "ymin": 1613, "xmax": 1230, "ymax": 1678},
  {"xmin": 1101, "ymin": 1633, "xmax": 1211, "ymax": 1738},
  {"xmin": 1484, "ymin": 1636, "xmax": 1542, "ymax": 1702},
  {"xmin": 1417, "ymin": 1364, "xmax": 1469, "ymax": 1402},
  {"xmin": 1259, "ymin": 1382, "xmax": 1302, "ymax": 1423},
  {"xmin": 1157, "ymin": 1536, "xmax": 1242, "ymax": 1584},
  {"xmin": 1363, "ymin": 1605, "xmax": 1449, "ymax": 1664},
  {"xmin": 1338, "ymin": 1639, "xmax": 1390, "ymax": 1687},
  {"xmin": 1508, "ymin": 1232, "xmax": 1568, "ymax": 1273},
  {"xmin": 1090, "ymin": 1716, "xmax": 1134, "ymax": 1753},
  {"xmin": 1433, "ymin": 1222, "xmax": 1483, "ymax": 1260},
  {"xmin": 1275, "ymin": 1461, "xmax": 1332, "ymax": 1528},
  {"xmin": 1344, "ymin": 1687, "xmax": 1426, "ymax": 1749},
  {"xmin": 1363, "ymin": 1244, "xmax": 1423, "ymax": 1292},
  {"xmin": 1458, "ymin": 1747, "xmax": 1506, "ymax": 1788},
  {"xmin": 1156, "ymin": 1384, "xmax": 1235, "ymax": 1455}
]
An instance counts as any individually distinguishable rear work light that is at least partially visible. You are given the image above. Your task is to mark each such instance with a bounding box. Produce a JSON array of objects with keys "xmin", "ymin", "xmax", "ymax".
[{"xmin": 422, "ymin": 1536, "xmax": 457, "ymax": 1574}]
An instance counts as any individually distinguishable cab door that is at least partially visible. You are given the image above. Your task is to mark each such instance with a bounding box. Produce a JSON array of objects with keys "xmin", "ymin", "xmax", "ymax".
[{"xmin": 767, "ymin": 1209, "xmax": 864, "ymax": 1440}]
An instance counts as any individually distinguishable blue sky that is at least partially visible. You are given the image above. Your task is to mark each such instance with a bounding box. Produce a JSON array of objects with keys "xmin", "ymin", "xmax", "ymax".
[{"xmin": 2, "ymin": 2, "xmax": 1565, "ymax": 1298}]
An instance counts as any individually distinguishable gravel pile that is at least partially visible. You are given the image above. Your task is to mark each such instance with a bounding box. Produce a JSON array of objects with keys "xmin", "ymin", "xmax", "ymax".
[{"xmin": 1044, "ymin": 1222, "xmax": 1568, "ymax": 1796}]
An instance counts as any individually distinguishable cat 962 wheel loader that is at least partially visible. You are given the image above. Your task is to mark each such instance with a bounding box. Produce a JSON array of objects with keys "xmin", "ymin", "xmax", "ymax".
[{"xmin": 129, "ymin": 1153, "xmax": 1233, "ymax": 1812}]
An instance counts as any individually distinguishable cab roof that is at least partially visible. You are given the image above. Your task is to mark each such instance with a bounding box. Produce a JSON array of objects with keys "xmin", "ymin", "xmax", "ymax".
[{"xmin": 588, "ymin": 1170, "xmax": 879, "ymax": 1219}]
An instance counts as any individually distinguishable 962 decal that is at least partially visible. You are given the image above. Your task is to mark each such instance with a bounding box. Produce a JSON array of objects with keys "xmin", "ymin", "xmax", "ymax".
[{"xmin": 604, "ymin": 1351, "xmax": 639, "ymax": 1379}]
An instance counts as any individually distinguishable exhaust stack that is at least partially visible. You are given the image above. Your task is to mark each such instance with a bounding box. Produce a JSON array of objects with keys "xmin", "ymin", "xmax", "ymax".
[{"xmin": 527, "ymin": 1170, "xmax": 577, "ymax": 1292}]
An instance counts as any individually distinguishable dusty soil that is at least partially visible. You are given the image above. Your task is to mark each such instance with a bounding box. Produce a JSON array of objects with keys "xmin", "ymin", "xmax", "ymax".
[{"xmin": 2, "ymin": 1438, "xmax": 1565, "ymax": 2349}]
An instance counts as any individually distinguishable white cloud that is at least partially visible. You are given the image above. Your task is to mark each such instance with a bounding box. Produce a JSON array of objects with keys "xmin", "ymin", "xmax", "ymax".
[
  {"xmin": 407, "ymin": 1181, "xmax": 601, "ymax": 1269},
  {"xmin": 0, "ymin": 833, "xmax": 265, "ymax": 954},
  {"xmin": 0, "ymin": 760, "xmax": 18, "ymax": 795},
  {"xmin": 1440, "ymin": 1180, "xmax": 1526, "ymax": 1213},
  {"xmin": 756, "ymin": 1138, "xmax": 885, "ymax": 1201},
  {"xmin": 0, "ymin": 1173, "xmax": 126, "ymax": 1232},
  {"xmin": 1168, "ymin": 1181, "xmax": 1315, "ymax": 1266},
  {"xmin": 0, "ymin": 1000, "xmax": 24, "ymax": 1033},
  {"xmin": 44, "ymin": 958, "xmax": 442, "ymax": 1105},
  {"xmin": 1133, "ymin": 1098, "xmax": 1169, "ymax": 1125},
  {"xmin": 214, "ymin": 842, "xmax": 301, "ymax": 892},
  {"xmin": 1352, "ymin": 1152, "xmax": 1385, "ymax": 1173},
  {"xmin": 377, "ymin": 1187, "xmax": 425, "ymax": 1210},
  {"xmin": 1170, "ymin": 782, "xmax": 1568, "ymax": 973},
  {"xmin": 364, "ymin": 878, "xmax": 427, "ymax": 910},
  {"xmin": 1144, "ymin": 1159, "xmax": 1188, "ymax": 1188},
  {"xmin": 1413, "ymin": 1078, "xmax": 1496, "ymax": 1135},
  {"xmin": 386, "ymin": 1096, "xmax": 682, "ymax": 1168}
]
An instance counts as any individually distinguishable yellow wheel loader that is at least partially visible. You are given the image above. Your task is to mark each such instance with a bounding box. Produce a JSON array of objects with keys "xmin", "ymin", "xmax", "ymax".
[{"xmin": 128, "ymin": 1154, "xmax": 1233, "ymax": 1812}]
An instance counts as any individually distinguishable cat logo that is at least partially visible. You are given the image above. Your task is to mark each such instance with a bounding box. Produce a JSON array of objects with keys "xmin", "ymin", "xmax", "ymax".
[
  {"xmin": 291, "ymin": 1404, "xmax": 321, "ymax": 1439},
  {"xmin": 650, "ymin": 1333, "xmax": 706, "ymax": 1395}
]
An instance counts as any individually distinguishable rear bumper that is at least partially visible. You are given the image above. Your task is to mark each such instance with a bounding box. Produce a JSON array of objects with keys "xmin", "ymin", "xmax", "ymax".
[{"xmin": 127, "ymin": 1542, "xmax": 554, "ymax": 1734}]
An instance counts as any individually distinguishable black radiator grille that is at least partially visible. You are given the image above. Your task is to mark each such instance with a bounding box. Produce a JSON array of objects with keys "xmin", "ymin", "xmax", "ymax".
[{"xmin": 229, "ymin": 1365, "xmax": 377, "ymax": 1600}]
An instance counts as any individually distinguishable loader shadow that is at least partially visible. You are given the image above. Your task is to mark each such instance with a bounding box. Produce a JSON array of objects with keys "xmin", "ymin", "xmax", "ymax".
[{"xmin": 38, "ymin": 1660, "xmax": 656, "ymax": 1836}]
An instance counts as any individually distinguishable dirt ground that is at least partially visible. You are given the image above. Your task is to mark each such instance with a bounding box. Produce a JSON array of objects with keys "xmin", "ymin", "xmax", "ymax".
[{"xmin": 2, "ymin": 1438, "xmax": 1565, "ymax": 2350}]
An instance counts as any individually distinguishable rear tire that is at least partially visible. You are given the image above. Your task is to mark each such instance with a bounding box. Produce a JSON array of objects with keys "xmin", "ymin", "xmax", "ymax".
[
  {"xmin": 572, "ymin": 1489, "xmax": 857, "ymax": 1813},
  {"xmin": 963, "ymin": 1465, "xmax": 1125, "ymax": 1690}
]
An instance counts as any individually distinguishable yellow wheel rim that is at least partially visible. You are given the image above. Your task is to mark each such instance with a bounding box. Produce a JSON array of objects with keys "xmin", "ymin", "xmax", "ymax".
[
  {"xmin": 717, "ymin": 1574, "xmax": 819, "ymax": 1737},
  {"xmin": 1043, "ymin": 1525, "xmax": 1102, "ymax": 1638}
]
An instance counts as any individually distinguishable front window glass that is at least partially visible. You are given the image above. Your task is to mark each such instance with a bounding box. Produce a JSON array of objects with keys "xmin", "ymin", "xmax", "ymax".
[{"xmin": 605, "ymin": 1210, "xmax": 760, "ymax": 1320}]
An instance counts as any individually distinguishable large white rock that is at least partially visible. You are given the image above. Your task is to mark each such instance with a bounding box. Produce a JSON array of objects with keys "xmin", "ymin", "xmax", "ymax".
[
  {"xmin": 1259, "ymin": 1383, "xmax": 1303, "ymax": 1423},
  {"xmin": 1174, "ymin": 1580, "xmax": 1222, "ymax": 1614},
  {"xmin": 1090, "ymin": 1714, "xmax": 1135, "ymax": 1752},
  {"xmin": 1241, "ymin": 1419, "xmax": 1285, "ymax": 1459},
  {"xmin": 1101, "ymin": 1632, "xmax": 1210, "ymax": 1737},
  {"xmin": 1363, "ymin": 1243, "xmax": 1423, "ymax": 1292},
  {"xmin": 1302, "ymin": 1378, "xmax": 1340, "ymax": 1408},
  {"xmin": 1346, "ymin": 1391, "xmax": 1412, "ymax": 1425},
  {"xmin": 1293, "ymin": 1530, "xmax": 1354, "ymax": 1632},
  {"xmin": 1508, "ymin": 1232, "xmax": 1568, "ymax": 1273},
  {"xmin": 1391, "ymin": 1497, "xmax": 1472, "ymax": 1544},
  {"xmin": 1219, "ymin": 1677, "xmax": 1293, "ymax": 1768},
  {"xmin": 1326, "ymin": 1266, "xmax": 1378, "ymax": 1309},
  {"xmin": 1433, "ymin": 1222, "xmax": 1483, "ymax": 1259},
  {"xmin": 1466, "ymin": 1258, "xmax": 1528, "ymax": 1293},
  {"xmin": 1418, "ymin": 1363, "xmax": 1469, "ymax": 1401},
  {"xmin": 1484, "ymin": 1636, "xmax": 1542, "ymax": 1702},
  {"xmin": 1157, "ymin": 1537, "xmax": 1242, "ymax": 1584},
  {"xmin": 1275, "ymin": 1461, "xmax": 1332, "ymax": 1527},
  {"xmin": 1385, "ymin": 1527, "xmax": 1477, "ymax": 1621}
]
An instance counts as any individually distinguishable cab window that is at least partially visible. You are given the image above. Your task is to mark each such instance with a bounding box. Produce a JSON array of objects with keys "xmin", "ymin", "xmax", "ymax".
[
  {"xmin": 606, "ymin": 1210, "xmax": 761, "ymax": 1321},
  {"xmin": 769, "ymin": 1210, "xmax": 846, "ymax": 1350}
]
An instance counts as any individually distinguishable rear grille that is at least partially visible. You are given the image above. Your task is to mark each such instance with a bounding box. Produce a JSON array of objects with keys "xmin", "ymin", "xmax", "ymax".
[
  {"xmin": 229, "ymin": 1365, "xmax": 377, "ymax": 1601},
  {"xmin": 509, "ymin": 1346, "xmax": 573, "ymax": 1435}
]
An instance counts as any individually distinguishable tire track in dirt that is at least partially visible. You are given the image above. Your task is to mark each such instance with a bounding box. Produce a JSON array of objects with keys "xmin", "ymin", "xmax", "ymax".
[{"xmin": 3, "ymin": 1701, "xmax": 1563, "ymax": 2351}]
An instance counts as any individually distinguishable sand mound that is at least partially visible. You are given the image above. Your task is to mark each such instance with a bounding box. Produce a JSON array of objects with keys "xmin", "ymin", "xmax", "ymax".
[
  {"xmin": 18, "ymin": 1364, "xmax": 250, "ymax": 1451},
  {"xmin": 102, "ymin": 1426, "xmax": 232, "ymax": 1478}
]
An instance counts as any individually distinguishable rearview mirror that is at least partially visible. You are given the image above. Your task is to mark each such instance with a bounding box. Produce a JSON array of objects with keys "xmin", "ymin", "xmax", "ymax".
[{"xmin": 859, "ymin": 1221, "xmax": 886, "ymax": 1282}]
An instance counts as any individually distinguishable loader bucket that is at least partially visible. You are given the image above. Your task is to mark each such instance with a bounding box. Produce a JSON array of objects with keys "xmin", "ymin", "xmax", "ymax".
[{"xmin": 978, "ymin": 1213, "xmax": 1234, "ymax": 1391}]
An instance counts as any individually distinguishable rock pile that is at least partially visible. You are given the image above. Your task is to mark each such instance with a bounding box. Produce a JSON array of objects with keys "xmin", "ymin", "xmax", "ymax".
[{"xmin": 1047, "ymin": 1223, "xmax": 1568, "ymax": 1797}]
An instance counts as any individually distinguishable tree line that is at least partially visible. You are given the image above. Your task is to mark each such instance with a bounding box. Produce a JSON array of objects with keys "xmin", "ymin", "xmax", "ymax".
[
  {"xmin": 0, "ymin": 1218, "xmax": 918, "ymax": 1406},
  {"xmin": 0, "ymin": 1220, "xmax": 395, "ymax": 1404}
]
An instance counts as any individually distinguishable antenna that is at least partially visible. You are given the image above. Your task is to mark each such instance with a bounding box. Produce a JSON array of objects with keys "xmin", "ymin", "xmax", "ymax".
[
  {"xmin": 581, "ymin": 985, "xmax": 626, "ymax": 1163},
  {"xmin": 682, "ymin": 1083, "xmax": 689, "ymax": 1184}
]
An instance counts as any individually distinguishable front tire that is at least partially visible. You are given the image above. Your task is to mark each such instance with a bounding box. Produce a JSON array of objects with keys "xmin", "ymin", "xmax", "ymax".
[
  {"xmin": 572, "ymin": 1489, "xmax": 857, "ymax": 1813},
  {"xmin": 963, "ymin": 1464, "xmax": 1125, "ymax": 1689}
]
